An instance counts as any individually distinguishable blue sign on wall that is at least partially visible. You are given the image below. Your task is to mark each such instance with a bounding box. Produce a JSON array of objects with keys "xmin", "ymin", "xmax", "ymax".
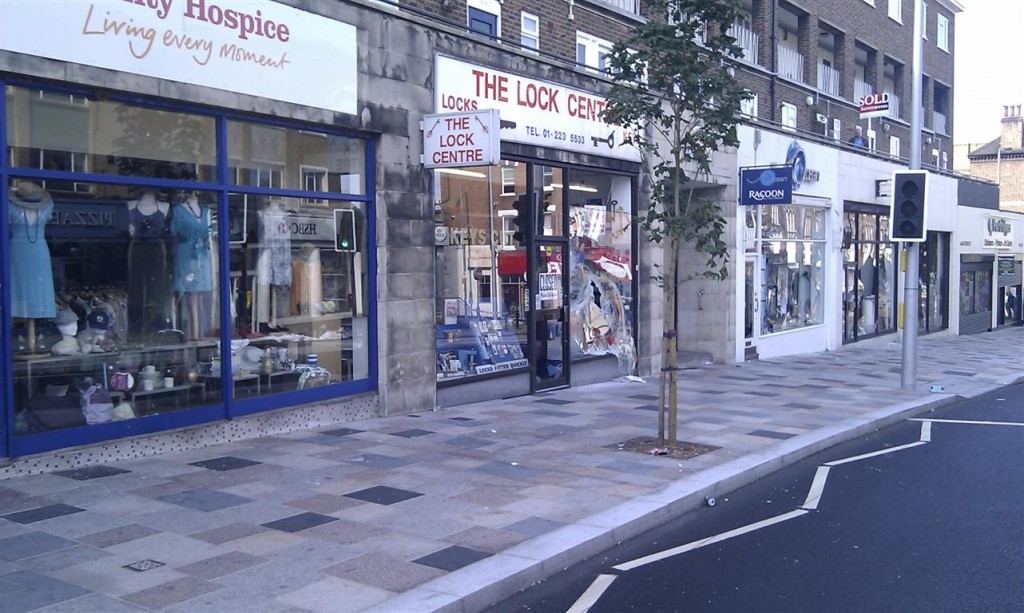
[{"xmin": 740, "ymin": 166, "xmax": 793, "ymax": 206}]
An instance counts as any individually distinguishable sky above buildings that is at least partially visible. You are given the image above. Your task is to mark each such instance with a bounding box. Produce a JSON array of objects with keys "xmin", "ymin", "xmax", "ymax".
[{"xmin": 953, "ymin": 0, "xmax": 1024, "ymax": 145}]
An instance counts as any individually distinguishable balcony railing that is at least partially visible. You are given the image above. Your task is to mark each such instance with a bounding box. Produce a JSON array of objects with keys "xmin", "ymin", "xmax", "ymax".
[
  {"xmin": 817, "ymin": 63, "xmax": 840, "ymax": 96},
  {"xmin": 933, "ymin": 111, "xmax": 947, "ymax": 135},
  {"xmin": 777, "ymin": 45, "xmax": 804, "ymax": 82},
  {"xmin": 888, "ymin": 92, "xmax": 901, "ymax": 119},
  {"xmin": 854, "ymin": 79, "xmax": 873, "ymax": 103},
  {"xmin": 727, "ymin": 22, "xmax": 759, "ymax": 65},
  {"xmin": 597, "ymin": 0, "xmax": 640, "ymax": 15}
]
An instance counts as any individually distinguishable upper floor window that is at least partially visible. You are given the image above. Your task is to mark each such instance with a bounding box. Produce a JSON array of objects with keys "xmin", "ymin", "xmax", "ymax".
[
  {"xmin": 781, "ymin": 102, "xmax": 797, "ymax": 131},
  {"xmin": 888, "ymin": 0, "xmax": 902, "ymax": 23},
  {"xmin": 922, "ymin": 3, "xmax": 928, "ymax": 38},
  {"xmin": 468, "ymin": 1, "xmax": 500, "ymax": 41},
  {"xmin": 740, "ymin": 93, "xmax": 758, "ymax": 121},
  {"xmin": 521, "ymin": 11, "xmax": 539, "ymax": 52},
  {"xmin": 889, "ymin": 135, "xmax": 902, "ymax": 159},
  {"xmin": 501, "ymin": 165, "xmax": 517, "ymax": 195},
  {"xmin": 577, "ymin": 31, "xmax": 614, "ymax": 73},
  {"xmin": 937, "ymin": 14, "xmax": 949, "ymax": 51}
]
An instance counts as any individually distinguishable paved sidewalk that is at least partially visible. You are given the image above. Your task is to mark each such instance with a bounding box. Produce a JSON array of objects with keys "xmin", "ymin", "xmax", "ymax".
[{"xmin": 1, "ymin": 327, "xmax": 1021, "ymax": 613}]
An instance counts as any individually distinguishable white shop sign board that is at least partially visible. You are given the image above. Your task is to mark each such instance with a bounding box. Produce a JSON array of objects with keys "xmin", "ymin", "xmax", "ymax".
[
  {"xmin": 422, "ymin": 109, "xmax": 501, "ymax": 168},
  {"xmin": 0, "ymin": 0, "xmax": 358, "ymax": 115},
  {"xmin": 434, "ymin": 55, "xmax": 641, "ymax": 162}
]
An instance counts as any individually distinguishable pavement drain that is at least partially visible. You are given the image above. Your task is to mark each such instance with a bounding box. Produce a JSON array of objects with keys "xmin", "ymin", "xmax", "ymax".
[
  {"xmin": 124, "ymin": 559, "xmax": 165, "ymax": 572},
  {"xmin": 55, "ymin": 465, "xmax": 131, "ymax": 480}
]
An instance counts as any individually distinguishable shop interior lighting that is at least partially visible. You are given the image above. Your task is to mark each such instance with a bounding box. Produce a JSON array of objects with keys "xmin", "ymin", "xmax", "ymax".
[
  {"xmin": 436, "ymin": 168, "xmax": 487, "ymax": 178},
  {"xmin": 550, "ymin": 182, "xmax": 599, "ymax": 193}
]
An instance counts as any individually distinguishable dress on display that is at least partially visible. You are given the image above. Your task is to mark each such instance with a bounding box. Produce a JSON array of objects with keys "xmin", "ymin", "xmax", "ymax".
[
  {"xmin": 257, "ymin": 207, "xmax": 292, "ymax": 286},
  {"xmin": 9, "ymin": 201, "xmax": 56, "ymax": 319},
  {"xmin": 127, "ymin": 206, "xmax": 170, "ymax": 334},
  {"xmin": 290, "ymin": 246, "xmax": 322, "ymax": 316},
  {"xmin": 171, "ymin": 202, "xmax": 213, "ymax": 292}
]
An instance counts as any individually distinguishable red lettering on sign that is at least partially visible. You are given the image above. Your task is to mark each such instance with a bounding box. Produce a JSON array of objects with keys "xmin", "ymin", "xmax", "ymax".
[
  {"xmin": 432, "ymin": 149, "xmax": 484, "ymax": 164},
  {"xmin": 568, "ymin": 93, "xmax": 606, "ymax": 122},
  {"xmin": 441, "ymin": 95, "xmax": 478, "ymax": 111},
  {"xmin": 516, "ymin": 82, "xmax": 560, "ymax": 113},
  {"xmin": 472, "ymin": 69, "xmax": 509, "ymax": 103}
]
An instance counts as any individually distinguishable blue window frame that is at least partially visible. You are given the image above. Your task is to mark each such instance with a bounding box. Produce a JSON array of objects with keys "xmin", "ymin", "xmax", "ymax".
[
  {"xmin": 468, "ymin": 7, "xmax": 498, "ymax": 40},
  {"xmin": 1, "ymin": 78, "xmax": 378, "ymax": 459}
]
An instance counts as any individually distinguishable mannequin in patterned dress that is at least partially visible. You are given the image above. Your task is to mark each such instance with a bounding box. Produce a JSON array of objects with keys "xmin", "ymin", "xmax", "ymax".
[
  {"xmin": 171, "ymin": 192, "xmax": 212, "ymax": 339},
  {"xmin": 256, "ymin": 199, "xmax": 292, "ymax": 331}
]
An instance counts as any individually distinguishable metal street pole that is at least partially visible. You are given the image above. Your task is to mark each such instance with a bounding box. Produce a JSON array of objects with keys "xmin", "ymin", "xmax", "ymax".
[{"xmin": 902, "ymin": 0, "xmax": 925, "ymax": 390}]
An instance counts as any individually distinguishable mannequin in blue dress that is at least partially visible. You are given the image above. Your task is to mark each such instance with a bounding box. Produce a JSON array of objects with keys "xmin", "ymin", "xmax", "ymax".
[
  {"xmin": 171, "ymin": 192, "xmax": 213, "ymax": 339},
  {"xmin": 8, "ymin": 182, "xmax": 56, "ymax": 354}
]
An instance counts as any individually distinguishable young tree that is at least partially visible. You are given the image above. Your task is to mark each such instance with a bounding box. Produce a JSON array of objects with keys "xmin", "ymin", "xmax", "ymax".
[{"xmin": 602, "ymin": 0, "xmax": 749, "ymax": 447}]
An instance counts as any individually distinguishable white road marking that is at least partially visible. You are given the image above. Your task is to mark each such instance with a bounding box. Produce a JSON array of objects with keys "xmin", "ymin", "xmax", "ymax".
[
  {"xmin": 824, "ymin": 441, "xmax": 927, "ymax": 466},
  {"xmin": 572, "ymin": 414, "xmax": 998, "ymax": 609},
  {"xmin": 566, "ymin": 574, "xmax": 618, "ymax": 613},
  {"xmin": 612, "ymin": 509, "xmax": 808, "ymax": 572},
  {"xmin": 920, "ymin": 420, "xmax": 932, "ymax": 442},
  {"xmin": 801, "ymin": 465, "xmax": 831, "ymax": 510},
  {"xmin": 910, "ymin": 418, "xmax": 1024, "ymax": 427}
]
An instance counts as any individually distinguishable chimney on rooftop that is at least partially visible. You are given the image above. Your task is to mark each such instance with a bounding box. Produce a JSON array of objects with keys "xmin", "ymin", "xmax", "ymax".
[{"xmin": 1001, "ymin": 104, "xmax": 1023, "ymax": 150}]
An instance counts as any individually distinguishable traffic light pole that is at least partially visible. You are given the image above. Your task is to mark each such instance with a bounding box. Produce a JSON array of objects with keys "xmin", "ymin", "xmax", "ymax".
[{"xmin": 901, "ymin": 0, "xmax": 925, "ymax": 391}]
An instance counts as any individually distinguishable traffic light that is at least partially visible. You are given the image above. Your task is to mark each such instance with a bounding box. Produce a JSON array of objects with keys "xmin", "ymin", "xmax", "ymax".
[
  {"xmin": 890, "ymin": 170, "xmax": 928, "ymax": 242},
  {"xmin": 335, "ymin": 208, "xmax": 356, "ymax": 252},
  {"xmin": 511, "ymin": 193, "xmax": 531, "ymax": 246}
]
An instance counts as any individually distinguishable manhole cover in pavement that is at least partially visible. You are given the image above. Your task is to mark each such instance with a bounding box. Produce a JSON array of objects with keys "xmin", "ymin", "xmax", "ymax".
[{"xmin": 124, "ymin": 559, "xmax": 165, "ymax": 572}]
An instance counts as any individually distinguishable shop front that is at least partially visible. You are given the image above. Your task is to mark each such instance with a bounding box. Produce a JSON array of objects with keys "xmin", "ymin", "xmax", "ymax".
[
  {"xmin": 737, "ymin": 130, "xmax": 836, "ymax": 361},
  {"xmin": 956, "ymin": 213, "xmax": 1023, "ymax": 334},
  {"xmin": 1, "ymin": 1, "xmax": 376, "ymax": 459},
  {"xmin": 841, "ymin": 203, "xmax": 898, "ymax": 343},
  {"xmin": 430, "ymin": 57, "xmax": 640, "ymax": 405},
  {"xmin": 996, "ymin": 255, "xmax": 1023, "ymax": 327}
]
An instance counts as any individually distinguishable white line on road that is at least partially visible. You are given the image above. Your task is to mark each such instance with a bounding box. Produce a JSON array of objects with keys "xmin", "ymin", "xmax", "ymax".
[
  {"xmin": 801, "ymin": 465, "xmax": 831, "ymax": 510},
  {"xmin": 566, "ymin": 574, "xmax": 618, "ymax": 613},
  {"xmin": 910, "ymin": 418, "xmax": 1024, "ymax": 427},
  {"xmin": 920, "ymin": 420, "xmax": 932, "ymax": 442},
  {"xmin": 824, "ymin": 441, "xmax": 927, "ymax": 466},
  {"xmin": 612, "ymin": 509, "xmax": 808, "ymax": 572}
]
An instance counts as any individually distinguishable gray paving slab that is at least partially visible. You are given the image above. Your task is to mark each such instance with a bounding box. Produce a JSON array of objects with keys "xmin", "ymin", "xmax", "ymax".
[{"xmin": 0, "ymin": 327, "xmax": 1021, "ymax": 612}]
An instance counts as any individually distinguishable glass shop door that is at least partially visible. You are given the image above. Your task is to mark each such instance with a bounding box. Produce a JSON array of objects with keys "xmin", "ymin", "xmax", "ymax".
[{"xmin": 531, "ymin": 241, "xmax": 569, "ymax": 390}]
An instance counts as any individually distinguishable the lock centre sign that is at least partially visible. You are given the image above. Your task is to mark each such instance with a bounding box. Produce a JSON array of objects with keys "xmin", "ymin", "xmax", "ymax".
[{"xmin": 422, "ymin": 109, "xmax": 500, "ymax": 168}]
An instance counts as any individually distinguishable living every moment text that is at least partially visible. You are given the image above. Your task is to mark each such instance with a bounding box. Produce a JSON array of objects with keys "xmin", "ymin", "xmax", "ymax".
[{"xmin": 85, "ymin": 0, "xmax": 293, "ymax": 68}]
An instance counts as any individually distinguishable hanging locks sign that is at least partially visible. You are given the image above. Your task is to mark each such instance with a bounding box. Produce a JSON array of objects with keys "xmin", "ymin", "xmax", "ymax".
[{"xmin": 422, "ymin": 109, "xmax": 501, "ymax": 168}]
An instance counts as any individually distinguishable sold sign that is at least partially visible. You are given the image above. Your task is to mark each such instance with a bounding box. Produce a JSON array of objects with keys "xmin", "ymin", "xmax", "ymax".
[
  {"xmin": 859, "ymin": 92, "xmax": 890, "ymax": 118},
  {"xmin": 422, "ymin": 109, "xmax": 500, "ymax": 168}
]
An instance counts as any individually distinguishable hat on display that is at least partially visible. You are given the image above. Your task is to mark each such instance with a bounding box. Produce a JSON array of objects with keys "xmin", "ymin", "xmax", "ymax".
[
  {"xmin": 55, "ymin": 309, "xmax": 78, "ymax": 326},
  {"xmin": 87, "ymin": 310, "xmax": 112, "ymax": 330},
  {"xmin": 8, "ymin": 182, "xmax": 53, "ymax": 211}
]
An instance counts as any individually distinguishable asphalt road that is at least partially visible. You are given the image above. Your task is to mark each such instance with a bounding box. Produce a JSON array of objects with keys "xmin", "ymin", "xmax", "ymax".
[{"xmin": 487, "ymin": 384, "xmax": 1024, "ymax": 613}]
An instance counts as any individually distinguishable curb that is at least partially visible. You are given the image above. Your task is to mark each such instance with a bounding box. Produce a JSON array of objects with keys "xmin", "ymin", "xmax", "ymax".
[{"xmin": 368, "ymin": 393, "xmax": 961, "ymax": 613}]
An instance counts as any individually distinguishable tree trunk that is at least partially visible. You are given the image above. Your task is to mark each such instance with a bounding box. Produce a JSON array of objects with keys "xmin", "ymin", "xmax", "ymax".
[{"xmin": 664, "ymin": 233, "xmax": 680, "ymax": 444}]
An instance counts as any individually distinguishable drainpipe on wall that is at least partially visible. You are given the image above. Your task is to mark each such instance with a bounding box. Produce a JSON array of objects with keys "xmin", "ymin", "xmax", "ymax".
[{"xmin": 770, "ymin": 1, "xmax": 778, "ymax": 123}]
